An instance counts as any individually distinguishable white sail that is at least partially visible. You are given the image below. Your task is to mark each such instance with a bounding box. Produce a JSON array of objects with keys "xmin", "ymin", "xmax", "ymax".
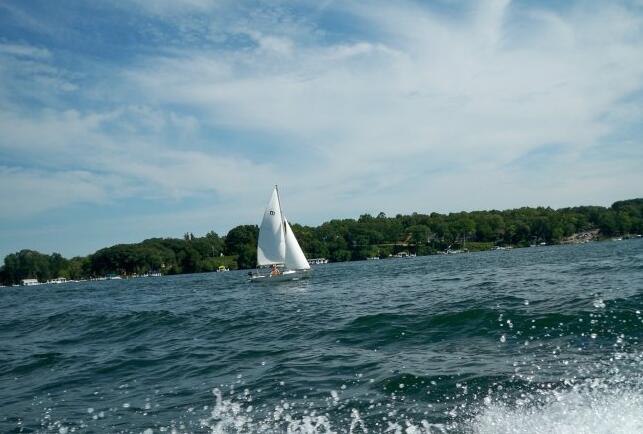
[
  {"xmin": 284, "ymin": 219, "xmax": 311, "ymax": 270},
  {"xmin": 257, "ymin": 187, "xmax": 286, "ymax": 266}
]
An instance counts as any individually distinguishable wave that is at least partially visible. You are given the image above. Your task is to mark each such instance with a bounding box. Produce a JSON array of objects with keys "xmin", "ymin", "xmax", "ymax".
[{"xmin": 321, "ymin": 300, "xmax": 643, "ymax": 351}]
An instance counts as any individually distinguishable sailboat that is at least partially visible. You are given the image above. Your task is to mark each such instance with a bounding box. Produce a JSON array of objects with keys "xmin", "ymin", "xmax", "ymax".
[{"xmin": 249, "ymin": 186, "xmax": 311, "ymax": 282}]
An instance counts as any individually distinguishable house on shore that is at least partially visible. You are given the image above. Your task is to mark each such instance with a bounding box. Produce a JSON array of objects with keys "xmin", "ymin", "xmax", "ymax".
[{"xmin": 308, "ymin": 258, "xmax": 329, "ymax": 265}]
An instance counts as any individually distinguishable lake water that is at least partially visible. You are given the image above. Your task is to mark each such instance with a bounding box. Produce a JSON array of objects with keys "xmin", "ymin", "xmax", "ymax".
[{"xmin": 1, "ymin": 239, "xmax": 642, "ymax": 433}]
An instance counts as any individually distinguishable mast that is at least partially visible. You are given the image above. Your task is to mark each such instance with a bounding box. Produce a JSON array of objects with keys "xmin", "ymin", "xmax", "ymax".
[{"xmin": 275, "ymin": 185, "xmax": 286, "ymax": 239}]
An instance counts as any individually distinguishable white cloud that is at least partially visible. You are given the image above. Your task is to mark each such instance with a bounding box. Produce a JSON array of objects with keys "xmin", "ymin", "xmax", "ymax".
[
  {"xmin": 0, "ymin": 167, "xmax": 114, "ymax": 217},
  {"xmin": 0, "ymin": 102, "xmax": 280, "ymax": 216},
  {"xmin": 0, "ymin": 41, "xmax": 78, "ymax": 104}
]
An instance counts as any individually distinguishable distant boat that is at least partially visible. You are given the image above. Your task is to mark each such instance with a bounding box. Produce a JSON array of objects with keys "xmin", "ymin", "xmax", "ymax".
[
  {"xmin": 217, "ymin": 265, "xmax": 229, "ymax": 272},
  {"xmin": 446, "ymin": 249, "xmax": 465, "ymax": 254},
  {"xmin": 250, "ymin": 186, "xmax": 311, "ymax": 282},
  {"xmin": 390, "ymin": 251, "xmax": 416, "ymax": 258},
  {"xmin": 308, "ymin": 258, "xmax": 328, "ymax": 265},
  {"xmin": 444, "ymin": 244, "xmax": 467, "ymax": 255}
]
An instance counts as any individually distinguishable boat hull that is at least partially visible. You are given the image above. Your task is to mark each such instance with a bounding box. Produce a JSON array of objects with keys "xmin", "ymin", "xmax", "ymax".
[{"xmin": 249, "ymin": 269, "xmax": 311, "ymax": 283}]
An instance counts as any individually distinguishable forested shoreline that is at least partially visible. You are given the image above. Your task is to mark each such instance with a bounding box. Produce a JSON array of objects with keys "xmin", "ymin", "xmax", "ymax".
[{"xmin": 1, "ymin": 198, "xmax": 641, "ymax": 285}]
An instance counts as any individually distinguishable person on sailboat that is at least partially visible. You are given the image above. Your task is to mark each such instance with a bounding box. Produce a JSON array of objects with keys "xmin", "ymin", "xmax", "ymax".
[{"xmin": 270, "ymin": 264, "xmax": 281, "ymax": 276}]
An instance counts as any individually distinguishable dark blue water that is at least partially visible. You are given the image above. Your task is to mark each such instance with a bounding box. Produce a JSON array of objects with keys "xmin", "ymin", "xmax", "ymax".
[{"xmin": 1, "ymin": 240, "xmax": 642, "ymax": 433}]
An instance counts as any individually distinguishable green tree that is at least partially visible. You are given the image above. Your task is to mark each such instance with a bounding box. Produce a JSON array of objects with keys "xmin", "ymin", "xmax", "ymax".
[{"xmin": 225, "ymin": 225, "xmax": 259, "ymax": 269}]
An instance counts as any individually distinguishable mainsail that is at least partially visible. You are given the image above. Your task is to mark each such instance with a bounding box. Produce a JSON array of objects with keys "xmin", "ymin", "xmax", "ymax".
[
  {"xmin": 284, "ymin": 219, "xmax": 311, "ymax": 270},
  {"xmin": 257, "ymin": 187, "xmax": 286, "ymax": 266}
]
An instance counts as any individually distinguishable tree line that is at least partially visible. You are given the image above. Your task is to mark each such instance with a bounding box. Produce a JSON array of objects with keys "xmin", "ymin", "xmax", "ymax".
[{"xmin": 1, "ymin": 198, "xmax": 641, "ymax": 285}]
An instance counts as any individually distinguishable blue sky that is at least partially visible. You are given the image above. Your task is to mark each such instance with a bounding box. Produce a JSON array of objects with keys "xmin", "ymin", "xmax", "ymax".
[{"xmin": 1, "ymin": 0, "xmax": 642, "ymax": 259}]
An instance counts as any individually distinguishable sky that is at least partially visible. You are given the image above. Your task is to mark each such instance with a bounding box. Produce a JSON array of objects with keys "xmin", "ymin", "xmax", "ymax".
[{"xmin": 0, "ymin": 0, "xmax": 642, "ymax": 259}]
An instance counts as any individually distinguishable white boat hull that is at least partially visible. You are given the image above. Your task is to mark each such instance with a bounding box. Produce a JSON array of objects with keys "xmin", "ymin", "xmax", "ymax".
[{"xmin": 249, "ymin": 269, "xmax": 311, "ymax": 283}]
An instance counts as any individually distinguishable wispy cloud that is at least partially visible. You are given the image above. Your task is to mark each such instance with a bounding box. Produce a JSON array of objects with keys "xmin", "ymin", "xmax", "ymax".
[
  {"xmin": 0, "ymin": 166, "xmax": 117, "ymax": 217},
  {"xmin": 0, "ymin": 42, "xmax": 51, "ymax": 58},
  {"xmin": 118, "ymin": 1, "xmax": 642, "ymax": 198}
]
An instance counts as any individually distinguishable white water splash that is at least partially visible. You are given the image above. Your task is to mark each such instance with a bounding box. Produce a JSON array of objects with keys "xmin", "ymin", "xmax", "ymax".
[
  {"xmin": 199, "ymin": 387, "xmax": 377, "ymax": 434},
  {"xmin": 472, "ymin": 383, "xmax": 643, "ymax": 434}
]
